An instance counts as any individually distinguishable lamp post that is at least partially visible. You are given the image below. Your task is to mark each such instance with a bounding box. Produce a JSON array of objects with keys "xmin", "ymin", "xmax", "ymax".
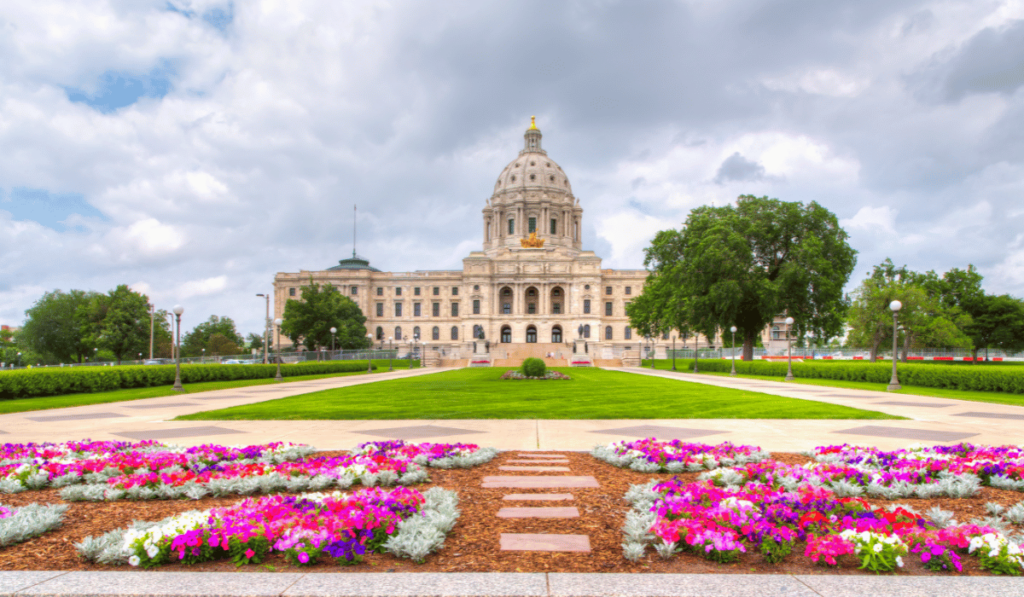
[
  {"xmin": 729, "ymin": 326, "xmax": 738, "ymax": 376},
  {"xmin": 256, "ymin": 294, "xmax": 270, "ymax": 364},
  {"xmin": 138, "ymin": 352, "xmax": 142, "ymax": 363},
  {"xmin": 693, "ymin": 332, "xmax": 699, "ymax": 374},
  {"xmin": 366, "ymin": 333, "xmax": 373, "ymax": 373},
  {"xmin": 149, "ymin": 304, "xmax": 155, "ymax": 360},
  {"xmin": 388, "ymin": 336, "xmax": 394, "ymax": 372},
  {"xmin": 330, "ymin": 327, "xmax": 337, "ymax": 357},
  {"xmin": 172, "ymin": 305, "xmax": 184, "ymax": 392},
  {"xmin": 649, "ymin": 336, "xmax": 656, "ymax": 369},
  {"xmin": 887, "ymin": 300, "xmax": 903, "ymax": 391},
  {"xmin": 671, "ymin": 334, "xmax": 677, "ymax": 371},
  {"xmin": 201, "ymin": 348, "xmax": 205, "ymax": 363},
  {"xmin": 274, "ymin": 318, "xmax": 283, "ymax": 381},
  {"xmin": 16, "ymin": 352, "xmax": 21, "ymax": 368},
  {"xmin": 784, "ymin": 316, "xmax": 795, "ymax": 381}
]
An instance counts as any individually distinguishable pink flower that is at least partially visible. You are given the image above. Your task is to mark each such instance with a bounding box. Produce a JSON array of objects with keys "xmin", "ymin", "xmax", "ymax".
[{"xmin": 245, "ymin": 549, "xmax": 255, "ymax": 559}]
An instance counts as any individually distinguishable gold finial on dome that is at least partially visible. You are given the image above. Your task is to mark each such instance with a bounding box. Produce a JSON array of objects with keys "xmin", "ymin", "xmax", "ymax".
[{"xmin": 529, "ymin": 115, "xmax": 537, "ymax": 130}]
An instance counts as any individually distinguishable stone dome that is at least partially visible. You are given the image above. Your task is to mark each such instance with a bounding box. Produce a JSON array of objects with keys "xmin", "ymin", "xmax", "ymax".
[{"xmin": 491, "ymin": 118, "xmax": 573, "ymax": 198}]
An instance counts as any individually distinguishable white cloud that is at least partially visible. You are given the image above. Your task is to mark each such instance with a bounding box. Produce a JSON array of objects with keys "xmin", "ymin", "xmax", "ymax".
[
  {"xmin": 841, "ymin": 206, "xmax": 898, "ymax": 236},
  {"xmin": 176, "ymin": 276, "xmax": 228, "ymax": 299}
]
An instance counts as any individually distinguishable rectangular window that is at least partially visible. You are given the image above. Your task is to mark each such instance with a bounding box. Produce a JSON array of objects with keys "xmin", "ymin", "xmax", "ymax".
[
  {"xmin": 528, "ymin": 217, "xmax": 536, "ymax": 233},
  {"xmin": 452, "ymin": 287, "xmax": 459, "ymax": 296},
  {"xmin": 395, "ymin": 287, "xmax": 402, "ymax": 296},
  {"xmin": 606, "ymin": 286, "xmax": 612, "ymax": 295},
  {"xmin": 414, "ymin": 303, "xmax": 421, "ymax": 317},
  {"xmin": 605, "ymin": 302, "xmax": 613, "ymax": 316},
  {"xmin": 550, "ymin": 218, "xmax": 557, "ymax": 234},
  {"xmin": 502, "ymin": 303, "xmax": 511, "ymax": 315},
  {"xmin": 414, "ymin": 287, "xmax": 421, "ymax": 296},
  {"xmin": 625, "ymin": 286, "xmax": 631, "ymax": 295},
  {"xmin": 508, "ymin": 219, "xmax": 515, "ymax": 234},
  {"xmin": 432, "ymin": 302, "xmax": 440, "ymax": 317},
  {"xmin": 625, "ymin": 327, "xmax": 632, "ymax": 340},
  {"xmin": 583, "ymin": 299, "xmax": 591, "ymax": 314},
  {"xmin": 376, "ymin": 287, "xmax": 383, "ymax": 296},
  {"xmin": 395, "ymin": 303, "xmax": 403, "ymax": 317},
  {"xmin": 289, "ymin": 288, "xmax": 296, "ymax": 297},
  {"xmin": 553, "ymin": 303, "xmax": 561, "ymax": 314},
  {"xmin": 376, "ymin": 303, "xmax": 383, "ymax": 317},
  {"xmin": 451, "ymin": 303, "xmax": 459, "ymax": 317},
  {"xmin": 433, "ymin": 287, "xmax": 440, "ymax": 296},
  {"xmin": 528, "ymin": 303, "xmax": 536, "ymax": 314},
  {"xmin": 350, "ymin": 286, "xmax": 358, "ymax": 295},
  {"xmin": 473, "ymin": 299, "xmax": 480, "ymax": 315}
]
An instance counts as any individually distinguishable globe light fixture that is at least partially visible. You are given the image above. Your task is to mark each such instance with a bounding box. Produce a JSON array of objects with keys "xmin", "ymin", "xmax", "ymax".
[
  {"xmin": 887, "ymin": 300, "xmax": 903, "ymax": 391},
  {"xmin": 366, "ymin": 333, "xmax": 374, "ymax": 373},
  {"xmin": 729, "ymin": 326, "xmax": 738, "ymax": 376},
  {"xmin": 172, "ymin": 305, "xmax": 184, "ymax": 392},
  {"xmin": 784, "ymin": 316, "xmax": 795, "ymax": 381},
  {"xmin": 330, "ymin": 327, "xmax": 337, "ymax": 354}
]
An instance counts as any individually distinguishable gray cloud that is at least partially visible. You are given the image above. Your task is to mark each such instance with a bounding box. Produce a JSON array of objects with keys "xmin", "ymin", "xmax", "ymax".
[{"xmin": 714, "ymin": 153, "xmax": 766, "ymax": 184}]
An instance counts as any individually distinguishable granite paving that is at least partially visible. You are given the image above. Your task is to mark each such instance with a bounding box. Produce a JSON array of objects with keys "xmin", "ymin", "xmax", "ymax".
[
  {"xmin": 955, "ymin": 411, "xmax": 1024, "ymax": 420},
  {"xmin": 500, "ymin": 534, "xmax": 591, "ymax": 552},
  {"xmin": 25, "ymin": 412, "xmax": 126, "ymax": 422},
  {"xmin": 499, "ymin": 466, "xmax": 572, "ymax": 472},
  {"xmin": 589, "ymin": 424, "xmax": 726, "ymax": 440},
  {"xmin": 113, "ymin": 425, "xmax": 245, "ymax": 440},
  {"xmin": 356, "ymin": 424, "xmax": 482, "ymax": 440},
  {"xmin": 832, "ymin": 425, "xmax": 978, "ymax": 442},
  {"xmin": 502, "ymin": 493, "xmax": 575, "ymax": 501},
  {"xmin": 496, "ymin": 507, "xmax": 580, "ymax": 519},
  {"xmin": 482, "ymin": 476, "xmax": 600, "ymax": 489}
]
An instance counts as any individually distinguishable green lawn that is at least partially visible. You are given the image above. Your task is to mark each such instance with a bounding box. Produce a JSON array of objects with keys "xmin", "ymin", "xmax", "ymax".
[
  {"xmin": 175, "ymin": 367, "xmax": 902, "ymax": 421},
  {"xmin": 640, "ymin": 359, "xmax": 1024, "ymax": 408},
  {"xmin": 0, "ymin": 370, "xmax": 377, "ymax": 415}
]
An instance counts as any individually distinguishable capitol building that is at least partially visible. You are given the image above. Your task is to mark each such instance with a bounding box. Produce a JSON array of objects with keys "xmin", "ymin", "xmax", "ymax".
[{"xmin": 274, "ymin": 119, "xmax": 716, "ymax": 365}]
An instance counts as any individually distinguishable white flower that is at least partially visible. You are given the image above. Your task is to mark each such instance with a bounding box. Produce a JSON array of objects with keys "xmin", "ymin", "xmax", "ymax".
[
  {"xmin": 145, "ymin": 545, "xmax": 159, "ymax": 558},
  {"xmin": 896, "ymin": 556, "xmax": 904, "ymax": 568},
  {"xmin": 128, "ymin": 555, "xmax": 140, "ymax": 566},
  {"xmin": 873, "ymin": 543, "xmax": 883, "ymax": 553},
  {"xmin": 989, "ymin": 550, "xmax": 999, "ymax": 558}
]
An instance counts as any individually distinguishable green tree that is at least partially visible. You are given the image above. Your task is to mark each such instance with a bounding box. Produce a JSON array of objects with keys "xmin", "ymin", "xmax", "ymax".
[
  {"xmin": 281, "ymin": 281, "xmax": 371, "ymax": 351},
  {"xmin": 20, "ymin": 289, "xmax": 99, "ymax": 363},
  {"xmin": 639, "ymin": 196, "xmax": 856, "ymax": 360},
  {"xmin": 86, "ymin": 285, "xmax": 152, "ymax": 364},
  {"xmin": 181, "ymin": 316, "xmax": 244, "ymax": 357},
  {"xmin": 246, "ymin": 332, "xmax": 264, "ymax": 351},
  {"xmin": 963, "ymin": 294, "xmax": 1024, "ymax": 361},
  {"xmin": 207, "ymin": 333, "xmax": 243, "ymax": 356}
]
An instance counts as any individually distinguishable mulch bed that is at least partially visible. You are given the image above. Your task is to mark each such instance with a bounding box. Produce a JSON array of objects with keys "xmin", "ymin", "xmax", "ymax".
[{"xmin": 0, "ymin": 451, "xmax": 1021, "ymax": 575}]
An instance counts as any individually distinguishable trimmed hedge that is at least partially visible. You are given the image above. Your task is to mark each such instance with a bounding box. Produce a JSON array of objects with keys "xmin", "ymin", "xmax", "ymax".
[
  {"xmin": 689, "ymin": 359, "xmax": 1024, "ymax": 394},
  {"xmin": 0, "ymin": 362, "xmax": 376, "ymax": 400},
  {"xmin": 522, "ymin": 358, "xmax": 547, "ymax": 378}
]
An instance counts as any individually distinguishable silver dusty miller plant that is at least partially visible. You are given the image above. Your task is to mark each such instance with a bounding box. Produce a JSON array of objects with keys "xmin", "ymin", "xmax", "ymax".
[{"xmin": 0, "ymin": 503, "xmax": 68, "ymax": 547}]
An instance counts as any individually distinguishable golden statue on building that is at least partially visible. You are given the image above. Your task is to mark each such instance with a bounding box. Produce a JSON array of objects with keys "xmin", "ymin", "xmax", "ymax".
[{"xmin": 520, "ymin": 232, "xmax": 545, "ymax": 248}]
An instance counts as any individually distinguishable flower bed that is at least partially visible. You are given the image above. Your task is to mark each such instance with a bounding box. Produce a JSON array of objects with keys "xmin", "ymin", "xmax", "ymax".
[
  {"xmin": 0, "ymin": 502, "xmax": 68, "ymax": 547},
  {"xmin": 499, "ymin": 370, "xmax": 571, "ymax": 380},
  {"xmin": 77, "ymin": 486, "xmax": 459, "ymax": 568},
  {"xmin": 0, "ymin": 442, "xmax": 317, "ymax": 494},
  {"xmin": 592, "ymin": 439, "xmax": 771, "ymax": 473},
  {"xmin": 353, "ymin": 441, "xmax": 498, "ymax": 469},
  {"xmin": 624, "ymin": 477, "xmax": 1024, "ymax": 574}
]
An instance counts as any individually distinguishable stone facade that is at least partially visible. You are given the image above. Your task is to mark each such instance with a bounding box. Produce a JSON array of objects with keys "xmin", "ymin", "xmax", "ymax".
[{"xmin": 273, "ymin": 119, "xmax": 717, "ymax": 358}]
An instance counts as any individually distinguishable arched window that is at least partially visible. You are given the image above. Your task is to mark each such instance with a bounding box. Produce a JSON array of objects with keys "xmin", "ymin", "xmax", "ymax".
[
  {"xmin": 624, "ymin": 326, "xmax": 632, "ymax": 340},
  {"xmin": 376, "ymin": 326, "xmax": 383, "ymax": 340},
  {"xmin": 413, "ymin": 326, "xmax": 420, "ymax": 340},
  {"xmin": 451, "ymin": 326, "xmax": 458, "ymax": 340},
  {"xmin": 432, "ymin": 326, "xmax": 440, "ymax": 340},
  {"xmin": 583, "ymin": 324, "xmax": 591, "ymax": 339},
  {"xmin": 526, "ymin": 326, "xmax": 537, "ymax": 343},
  {"xmin": 552, "ymin": 326, "xmax": 562, "ymax": 343},
  {"xmin": 501, "ymin": 326, "xmax": 512, "ymax": 343},
  {"xmin": 395, "ymin": 327, "xmax": 402, "ymax": 341},
  {"xmin": 605, "ymin": 326, "xmax": 613, "ymax": 340}
]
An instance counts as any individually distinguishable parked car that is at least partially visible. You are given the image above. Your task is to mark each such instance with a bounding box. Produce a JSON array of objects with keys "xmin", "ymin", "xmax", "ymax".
[{"xmin": 144, "ymin": 359, "xmax": 170, "ymax": 365}]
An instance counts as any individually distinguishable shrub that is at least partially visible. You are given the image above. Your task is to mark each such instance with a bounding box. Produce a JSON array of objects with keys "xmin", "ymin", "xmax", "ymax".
[
  {"xmin": 521, "ymin": 358, "xmax": 546, "ymax": 378},
  {"xmin": 0, "ymin": 362, "xmax": 376, "ymax": 400}
]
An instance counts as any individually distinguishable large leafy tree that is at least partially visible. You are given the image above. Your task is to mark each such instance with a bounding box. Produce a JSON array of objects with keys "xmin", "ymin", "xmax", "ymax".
[
  {"xmin": 640, "ymin": 196, "xmax": 856, "ymax": 360},
  {"xmin": 963, "ymin": 294, "xmax": 1024, "ymax": 360},
  {"xmin": 182, "ymin": 316, "xmax": 245, "ymax": 357},
  {"xmin": 86, "ymin": 285, "xmax": 152, "ymax": 364},
  {"xmin": 20, "ymin": 289, "xmax": 99, "ymax": 364},
  {"xmin": 281, "ymin": 281, "xmax": 371, "ymax": 351}
]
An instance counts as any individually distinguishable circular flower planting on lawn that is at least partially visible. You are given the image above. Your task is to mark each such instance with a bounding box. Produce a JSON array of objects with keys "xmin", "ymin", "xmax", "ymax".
[{"xmin": 500, "ymin": 370, "xmax": 571, "ymax": 380}]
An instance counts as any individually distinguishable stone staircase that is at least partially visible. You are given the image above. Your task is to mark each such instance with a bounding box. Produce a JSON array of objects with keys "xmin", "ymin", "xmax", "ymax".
[{"xmin": 491, "ymin": 343, "xmax": 571, "ymax": 367}]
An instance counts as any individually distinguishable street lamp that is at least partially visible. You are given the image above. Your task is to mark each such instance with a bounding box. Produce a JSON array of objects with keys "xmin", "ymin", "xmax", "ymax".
[
  {"xmin": 388, "ymin": 336, "xmax": 394, "ymax": 372},
  {"xmin": 887, "ymin": 300, "xmax": 903, "ymax": 391},
  {"xmin": 693, "ymin": 332, "xmax": 700, "ymax": 374},
  {"xmin": 274, "ymin": 318, "xmax": 283, "ymax": 381},
  {"xmin": 671, "ymin": 334, "xmax": 677, "ymax": 371},
  {"xmin": 729, "ymin": 326, "xmax": 738, "ymax": 376},
  {"xmin": 648, "ymin": 336, "xmax": 655, "ymax": 369},
  {"xmin": 256, "ymin": 294, "xmax": 270, "ymax": 364},
  {"xmin": 172, "ymin": 305, "xmax": 184, "ymax": 392},
  {"xmin": 16, "ymin": 352, "xmax": 21, "ymax": 368},
  {"xmin": 201, "ymin": 348, "xmax": 205, "ymax": 363},
  {"xmin": 138, "ymin": 352, "xmax": 142, "ymax": 363},
  {"xmin": 366, "ymin": 333, "xmax": 373, "ymax": 373},
  {"xmin": 330, "ymin": 327, "xmax": 337, "ymax": 356},
  {"xmin": 784, "ymin": 316, "xmax": 795, "ymax": 381}
]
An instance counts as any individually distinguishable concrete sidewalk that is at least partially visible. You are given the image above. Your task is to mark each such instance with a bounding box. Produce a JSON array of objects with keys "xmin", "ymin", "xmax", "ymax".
[
  {"xmin": 0, "ymin": 571, "xmax": 1018, "ymax": 597},
  {"xmin": 1, "ymin": 366, "xmax": 1022, "ymax": 451}
]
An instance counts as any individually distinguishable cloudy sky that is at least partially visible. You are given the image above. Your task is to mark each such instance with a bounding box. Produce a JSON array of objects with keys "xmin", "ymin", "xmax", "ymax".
[{"xmin": 2, "ymin": 0, "xmax": 1024, "ymax": 335}]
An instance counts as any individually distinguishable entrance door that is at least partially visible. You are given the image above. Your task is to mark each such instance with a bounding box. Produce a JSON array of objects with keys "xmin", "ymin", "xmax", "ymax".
[
  {"xmin": 526, "ymin": 326, "xmax": 537, "ymax": 343},
  {"xmin": 501, "ymin": 326, "xmax": 512, "ymax": 343},
  {"xmin": 552, "ymin": 326, "xmax": 562, "ymax": 343}
]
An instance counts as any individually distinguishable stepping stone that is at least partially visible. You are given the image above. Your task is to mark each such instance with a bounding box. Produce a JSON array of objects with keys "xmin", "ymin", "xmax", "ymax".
[
  {"xmin": 497, "ymin": 507, "xmax": 579, "ymax": 519},
  {"xmin": 517, "ymin": 453, "xmax": 565, "ymax": 458},
  {"xmin": 499, "ymin": 466, "xmax": 571, "ymax": 472},
  {"xmin": 502, "ymin": 493, "xmax": 574, "ymax": 501},
  {"xmin": 506, "ymin": 459, "xmax": 570, "ymax": 464},
  {"xmin": 482, "ymin": 476, "xmax": 599, "ymax": 489},
  {"xmin": 500, "ymin": 533, "xmax": 591, "ymax": 552}
]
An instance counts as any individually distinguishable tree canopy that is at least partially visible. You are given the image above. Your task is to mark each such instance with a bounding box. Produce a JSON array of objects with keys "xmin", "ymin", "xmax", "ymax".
[
  {"xmin": 182, "ymin": 316, "xmax": 244, "ymax": 357},
  {"xmin": 85, "ymin": 285, "xmax": 153, "ymax": 364},
  {"xmin": 281, "ymin": 281, "xmax": 371, "ymax": 351},
  {"xmin": 20, "ymin": 289, "xmax": 98, "ymax": 363},
  {"xmin": 632, "ymin": 195, "xmax": 856, "ymax": 359}
]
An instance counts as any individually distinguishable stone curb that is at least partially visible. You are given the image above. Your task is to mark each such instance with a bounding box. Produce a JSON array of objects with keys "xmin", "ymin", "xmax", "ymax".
[{"xmin": 1, "ymin": 572, "xmax": 1020, "ymax": 597}]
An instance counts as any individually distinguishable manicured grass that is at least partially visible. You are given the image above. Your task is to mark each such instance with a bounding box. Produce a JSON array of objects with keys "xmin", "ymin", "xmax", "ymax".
[
  {"xmin": 641, "ymin": 359, "xmax": 1024, "ymax": 408},
  {"xmin": 175, "ymin": 367, "xmax": 901, "ymax": 421},
  {"xmin": 0, "ymin": 370, "xmax": 375, "ymax": 415}
]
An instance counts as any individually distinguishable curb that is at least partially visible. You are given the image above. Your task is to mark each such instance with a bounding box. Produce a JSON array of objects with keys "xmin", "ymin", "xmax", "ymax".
[{"xmin": 0, "ymin": 571, "xmax": 1019, "ymax": 597}]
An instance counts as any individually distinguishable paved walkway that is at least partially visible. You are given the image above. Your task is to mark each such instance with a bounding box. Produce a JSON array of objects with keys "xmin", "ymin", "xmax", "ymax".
[
  {"xmin": 0, "ymin": 571, "xmax": 1019, "ymax": 596},
  {"xmin": 2, "ymin": 366, "xmax": 1022, "ymax": 451}
]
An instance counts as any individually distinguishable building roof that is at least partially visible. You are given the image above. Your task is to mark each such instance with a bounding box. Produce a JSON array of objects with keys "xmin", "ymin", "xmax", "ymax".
[
  {"xmin": 327, "ymin": 254, "xmax": 381, "ymax": 272},
  {"xmin": 491, "ymin": 119, "xmax": 574, "ymax": 197}
]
